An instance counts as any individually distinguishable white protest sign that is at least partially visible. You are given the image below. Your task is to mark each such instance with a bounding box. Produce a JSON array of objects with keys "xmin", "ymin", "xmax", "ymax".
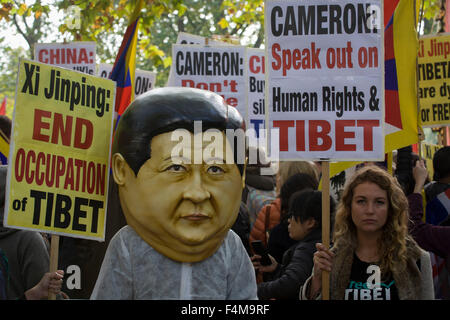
[
  {"xmin": 97, "ymin": 63, "xmax": 156, "ymax": 98},
  {"xmin": 167, "ymin": 44, "xmax": 247, "ymax": 121},
  {"xmin": 176, "ymin": 32, "xmax": 226, "ymax": 46},
  {"xmin": 265, "ymin": 0, "xmax": 384, "ymax": 161},
  {"xmin": 167, "ymin": 32, "xmax": 231, "ymax": 85},
  {"xmin": 34, "ymin": 42, "xmax": 96, "ymax": 75},
  {"xmin": 247, "ymin": 48, "xmax": 266, "ymax": 135}
]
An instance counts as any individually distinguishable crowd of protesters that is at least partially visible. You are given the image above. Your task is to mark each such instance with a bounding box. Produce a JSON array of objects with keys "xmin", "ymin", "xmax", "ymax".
[{"xmin": 1, "ymin": 110, "xmax": 450, "ymax": 300}]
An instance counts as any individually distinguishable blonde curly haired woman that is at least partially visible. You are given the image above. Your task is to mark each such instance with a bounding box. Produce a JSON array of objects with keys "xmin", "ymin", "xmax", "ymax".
[{"xmin": 300, "ymin": 165, "xmax": 434, "ymax": 300}]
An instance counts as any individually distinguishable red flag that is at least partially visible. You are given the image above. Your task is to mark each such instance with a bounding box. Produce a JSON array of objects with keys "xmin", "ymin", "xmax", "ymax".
[
  {"xmin": 0, "ymin": 96, "xmax": 6, "ymax": 115},
  {"xmin": 384, "ymin": 0, "xmax": 400, "ymax": 26}
]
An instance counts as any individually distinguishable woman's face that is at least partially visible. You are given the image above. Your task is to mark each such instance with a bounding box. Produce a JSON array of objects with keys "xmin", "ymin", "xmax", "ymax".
[{"xmin": 351, "ymin": 182, "xmax": 389, "ymax": 237}]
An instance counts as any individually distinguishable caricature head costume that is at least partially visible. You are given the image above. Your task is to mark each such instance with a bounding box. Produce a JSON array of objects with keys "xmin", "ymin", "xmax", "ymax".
[{"xmin": 111, "ymin": 87, "xmax": 246, "ymax": 262}]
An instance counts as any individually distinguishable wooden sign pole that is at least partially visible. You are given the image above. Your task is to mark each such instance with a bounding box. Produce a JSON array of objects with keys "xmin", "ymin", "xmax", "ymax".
[
  {"xmin": 416, "ymin": 0, "xmax": 424, "ymax": 161},
  {"xmin": 321, "ymin": 160, "xmax": 330, "ymax": 300},
  {"xmin": 48, "ymin": 234, "xmax": 59, "ymax": 300}
]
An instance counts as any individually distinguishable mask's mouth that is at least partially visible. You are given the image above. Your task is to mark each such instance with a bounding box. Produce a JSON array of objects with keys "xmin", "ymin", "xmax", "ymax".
[{"xmin": 180, "ymin": 213, "xmax": 211, "ymax": 221}]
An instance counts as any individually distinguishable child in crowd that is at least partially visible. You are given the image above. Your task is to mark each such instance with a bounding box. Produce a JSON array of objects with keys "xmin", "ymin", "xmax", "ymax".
[{"xmin": 253, "ymin": 190, "xmax": 334, "ymax": 299}]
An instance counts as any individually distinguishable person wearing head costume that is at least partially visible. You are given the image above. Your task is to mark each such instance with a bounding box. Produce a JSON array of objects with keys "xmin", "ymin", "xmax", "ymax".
[{"xmin": 91, "ymin": 87, "xmax": 257, "ymax": 299}]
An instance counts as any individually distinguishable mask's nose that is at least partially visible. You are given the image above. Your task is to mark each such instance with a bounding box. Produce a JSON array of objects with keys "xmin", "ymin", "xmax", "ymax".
[{"xmin": 182, "ymin": 169, "xmax": 210, "ymax": 203}]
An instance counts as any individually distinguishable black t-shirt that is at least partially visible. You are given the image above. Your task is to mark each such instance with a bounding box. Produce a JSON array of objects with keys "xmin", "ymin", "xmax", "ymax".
[{"xmin": 345, "ymin": 254, "xmax": 399, "ymax": 300}]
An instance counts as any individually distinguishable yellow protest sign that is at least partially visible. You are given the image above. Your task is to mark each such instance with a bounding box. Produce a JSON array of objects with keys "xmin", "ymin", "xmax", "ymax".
[
  {"xmin": 4, "ymin": 59, "xmax": 115, "ymax": 241},
  {"xmin": 418, "ymin": 33, "xmax": 450, "ymax": 127},
  {"xmin": 420, "ymin": 141, "xmax": 442, "ymax": 180}
]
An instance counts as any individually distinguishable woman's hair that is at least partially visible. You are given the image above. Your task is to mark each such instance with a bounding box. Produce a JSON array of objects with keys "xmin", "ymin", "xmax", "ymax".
[
  {"xmin": 279, "ymin": 172, "xmax": 319, "ymax": 220},
  {"xmin": 277, "ymin": 160, "xmax": 319, "ymax": 193},
  {"xmin": 333, "ymin": 165, "xmax": 412, "ymax": 275}
]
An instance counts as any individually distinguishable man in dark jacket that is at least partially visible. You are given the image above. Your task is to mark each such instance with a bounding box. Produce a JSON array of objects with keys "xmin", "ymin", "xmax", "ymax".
[{"xmin": 252, "ymin": 190, "xmax": 335, "ymax": 299}]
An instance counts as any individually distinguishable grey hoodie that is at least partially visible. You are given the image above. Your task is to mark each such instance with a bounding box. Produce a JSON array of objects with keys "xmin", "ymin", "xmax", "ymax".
[{"xmin": 0, "ymin": 165, "xmax": 50, "ymax": 299}]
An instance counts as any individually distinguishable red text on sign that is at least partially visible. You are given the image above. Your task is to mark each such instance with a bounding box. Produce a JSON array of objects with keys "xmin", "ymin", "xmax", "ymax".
[
  {"xmin": 272, "ymin": 119, "xmax": 379, "ymax": 152},
  {"xmin": 32, "ymin": 109, "xmax": 93, "ymax": 149},
  {"xmin": 271, "ymin": 42, "xmax": 322, "ymax": 76},
  {"xmin": 181, "ymin": 79, "xmax": 238, "ymax": 106},
  {"xmin": 249, "ymin": 55, "xmax": 265, "ymax": 74},
  {"xmin": 37, "ymin": 48, "xmax": 94, "ymax": 65}
]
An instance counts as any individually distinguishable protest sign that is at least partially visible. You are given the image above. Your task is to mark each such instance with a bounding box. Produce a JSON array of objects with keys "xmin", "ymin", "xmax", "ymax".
[
  {"xmin": 265, "ymin": 0, "xmax": 384, "ymax": 300},
  {"xmin": 167, "ymin": 44, "xmax": 247, "ymax": 121},
  {"xmin": 176, "ymin": 32, "xmax": 226, "ymax": 46},
  {"xmin": 34, "ymin": 42, "xmax": 96, "ymax": 75},
  {"xmin": 265, "ymin": 0, "xmax": 384, "ymax": 161},
  {"xmin": 98, "ymin": 63, "xmax": 156, "ymax": 98},
  {"xmin": 247, "ymin": 48, "xmax": 266, "ymax": 135},
  {"xmin": 4, "ymin": 59, "xmax": 115, "ymax": 241},
  {"xmin": 418, "ymin": 33, "xmax": 450, "ymax": 128},
  {"xmin": 420, "ymin": 141, "xmax": 442, "ymax": 180},
  {"xmin": 173, "ymin": 33, "xmax": 271, "ymax": 162}
]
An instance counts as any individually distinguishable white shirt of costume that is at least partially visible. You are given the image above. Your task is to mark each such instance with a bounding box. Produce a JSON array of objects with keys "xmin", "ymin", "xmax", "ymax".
[{"xmin": 91, "ymin": 226, "xmax": 258, "ymax": 300}]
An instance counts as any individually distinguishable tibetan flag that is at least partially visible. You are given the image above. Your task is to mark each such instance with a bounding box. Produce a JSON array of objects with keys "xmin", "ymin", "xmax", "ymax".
[
  {"xmin": 0, "ymin": 96, "xmax": 6, "ymax": 115},
  {"xmin": 0, "ymin": 128, "xmax": 9, "ymax": 165},
  {"xmin": 110, "ymin": 0, "xmax": 143, "ymax": 117},
  {"xmin": 384, "ymin": 0, "xmax": 419, "ymax": 153},
  {"xmin": 328, "ymin": 0, "xmax": 418, "ymax": 179}
]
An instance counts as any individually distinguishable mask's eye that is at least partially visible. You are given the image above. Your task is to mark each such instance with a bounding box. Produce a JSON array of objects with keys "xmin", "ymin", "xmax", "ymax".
[
  {"xmin": 165, "ymin": 164, "xmax": 187, "ymax": 172},
  {"xmin": 207, "ymin": 165, "xmax": 225, "ymax": 174}
]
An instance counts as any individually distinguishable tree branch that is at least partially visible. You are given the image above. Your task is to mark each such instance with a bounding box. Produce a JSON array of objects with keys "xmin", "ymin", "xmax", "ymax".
[{"xmin": 12, "ymin": 14, "xmax": 30, "ymax": 44}]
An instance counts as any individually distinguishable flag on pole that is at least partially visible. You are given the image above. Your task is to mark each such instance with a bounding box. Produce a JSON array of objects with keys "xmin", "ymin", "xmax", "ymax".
[
  {"xmin": 110, "ymin": 0, "xmax": 143, "ymax": 117},
  {"xmin": 0, "ymin": 96, "xmax": 6, "ymax": 116},
  {"xmin": 384, "ymin": 0, "xmax": 419, "ymax": 153},
  {"xmin": 328, "ymin": 0, "xmax": 418, "ymax": 179}
]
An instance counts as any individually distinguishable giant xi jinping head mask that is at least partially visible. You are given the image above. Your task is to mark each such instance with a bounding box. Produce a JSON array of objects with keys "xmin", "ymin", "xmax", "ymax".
[{"xmin": 111, "ymin": 87, "xmax": 246, "ymax": 262}]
